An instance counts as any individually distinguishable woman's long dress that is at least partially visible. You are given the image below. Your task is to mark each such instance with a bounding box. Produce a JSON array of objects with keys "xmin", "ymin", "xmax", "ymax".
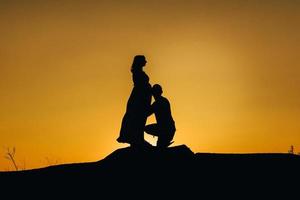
[{"xmin": 118, "ymin": 69, "xmax": 152, "ymax": 145}]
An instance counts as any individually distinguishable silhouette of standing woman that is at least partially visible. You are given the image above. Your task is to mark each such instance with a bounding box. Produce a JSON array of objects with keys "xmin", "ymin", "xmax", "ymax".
[{"xmin": 117, "ymin": 55, "xmax": 152, "ymax": 148}]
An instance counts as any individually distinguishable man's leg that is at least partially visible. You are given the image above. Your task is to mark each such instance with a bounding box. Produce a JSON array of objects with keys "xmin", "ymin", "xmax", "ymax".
[
  {"xmin": 145, "ymin": 124, "xmax": 175, "ymax": 148},
  {"xmin": 157, "ymin": 129, "xmax": 175, "ymax": 148},
  {"xmin": 144, "ymin": 124, "xmax": 160, "ymax": 137}
]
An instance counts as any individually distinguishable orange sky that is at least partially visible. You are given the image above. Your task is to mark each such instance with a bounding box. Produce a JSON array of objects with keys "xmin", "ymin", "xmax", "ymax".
[{"xmin": 0, "ymin": 0, "xmax": 299, "ymax": 170}]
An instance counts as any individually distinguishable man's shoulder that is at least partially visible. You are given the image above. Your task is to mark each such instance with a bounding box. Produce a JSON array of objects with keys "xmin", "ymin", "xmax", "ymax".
[
  {"xmin": 162, "ymin": 96, "xmax": 170, "ymax": 102},
  {"xmin": 158, "ymin": 96, "xmax": 170, "ymax": 105}
]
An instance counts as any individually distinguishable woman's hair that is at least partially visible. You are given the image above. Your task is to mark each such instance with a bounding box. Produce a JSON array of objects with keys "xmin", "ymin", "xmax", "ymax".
[{"xmin": 131, "ymin": 55, "xmax": 146, "ymax": 72}]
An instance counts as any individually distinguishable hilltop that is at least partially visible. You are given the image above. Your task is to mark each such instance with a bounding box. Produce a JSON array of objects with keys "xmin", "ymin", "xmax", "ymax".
[{"xmin": 1, "ymin": 145, "xmax": 299, "ymax": 197}]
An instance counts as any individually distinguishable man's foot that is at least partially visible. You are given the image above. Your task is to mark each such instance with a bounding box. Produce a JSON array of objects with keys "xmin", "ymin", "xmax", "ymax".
[
  {"xmin": 157, "ymin": 140, "xmax": 174, "ymax": 149},
  {"xmin": 117, "ymin": 135, "xmax": 130, "ymax": 143},
  {"xmin": 167, "ymin": 140, "xmax": 174, "ymax": 147},
  {"xmin": 130, "ymin": 140, "xmax": 153, "ymax": 150},
  {"xmin": 143, "ymin": 140, "xmax": 153, "ymax": 149}
]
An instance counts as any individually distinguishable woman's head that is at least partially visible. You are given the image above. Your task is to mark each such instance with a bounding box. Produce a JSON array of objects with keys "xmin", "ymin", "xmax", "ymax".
[{"xmin": 131, "ymin": 55, "xmax": 147, "ymax": 72}]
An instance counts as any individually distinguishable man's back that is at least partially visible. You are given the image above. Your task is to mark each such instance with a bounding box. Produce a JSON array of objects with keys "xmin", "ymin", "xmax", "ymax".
[{"xmin": 152, "ymin": 96, "xmax": 175, "ymax": 130}]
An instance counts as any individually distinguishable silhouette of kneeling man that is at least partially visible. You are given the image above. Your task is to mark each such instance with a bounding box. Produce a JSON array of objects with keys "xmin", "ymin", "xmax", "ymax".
[{"xmin": 145, "ymin": 84, "xmax": 176, "ymax": 148}]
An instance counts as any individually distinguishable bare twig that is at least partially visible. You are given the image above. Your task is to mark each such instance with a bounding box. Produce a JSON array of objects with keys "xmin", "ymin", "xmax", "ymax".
[
  {"xmin": 5, "ymin": 147, "xmax": 18, "ymax": 171},
  {"xmin": 21, "ymin": 159, "xmax": 26, "ymax": 171},
  {"xmin": 45, "ymin": 157, "xmax": 60, "ymax": 166}
]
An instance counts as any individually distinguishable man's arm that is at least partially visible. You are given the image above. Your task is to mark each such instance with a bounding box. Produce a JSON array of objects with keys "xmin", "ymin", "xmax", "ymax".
[{"xmin": 146, "ymin": 103, "xmax": 155, "ymax": 116}]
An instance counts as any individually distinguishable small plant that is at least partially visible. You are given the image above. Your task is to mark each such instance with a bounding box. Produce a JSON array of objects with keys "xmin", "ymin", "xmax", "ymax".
[
  {"xmin": 20, "ymin": 159, "xmax": 26, "ymax": 171},
  {"xmin": 45, "ymin": 157, "xmax": 60, "ymax": 166},
  {"xmin": 288, "ymin": 145, "xmax": 294, "ymax": 154},
  {"xmin": 4, "ymin": 147, "xmax": 18, "ymax": 171}
]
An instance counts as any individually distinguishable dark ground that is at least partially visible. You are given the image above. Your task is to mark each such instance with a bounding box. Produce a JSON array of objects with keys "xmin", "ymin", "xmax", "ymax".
[{"xmin": 1, "ymin": 145, "xmax": 299, "ymax": 198}]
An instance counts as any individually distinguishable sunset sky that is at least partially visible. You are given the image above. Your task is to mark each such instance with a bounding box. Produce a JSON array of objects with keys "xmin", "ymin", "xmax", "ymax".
[{"xmin": 0, "ymin": 0, "xmax": 299, "ymax": 170}]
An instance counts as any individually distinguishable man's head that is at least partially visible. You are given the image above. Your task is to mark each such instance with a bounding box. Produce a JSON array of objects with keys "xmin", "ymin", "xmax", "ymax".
[{"xmin": 152, "ymin": 84, "xmax": 163, "ymax": 99}]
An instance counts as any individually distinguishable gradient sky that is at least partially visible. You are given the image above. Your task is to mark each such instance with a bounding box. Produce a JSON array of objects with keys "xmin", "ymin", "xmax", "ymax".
[{"xmin": 0, "ymin": 0, "xmax": 299, "ymax": 170}]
